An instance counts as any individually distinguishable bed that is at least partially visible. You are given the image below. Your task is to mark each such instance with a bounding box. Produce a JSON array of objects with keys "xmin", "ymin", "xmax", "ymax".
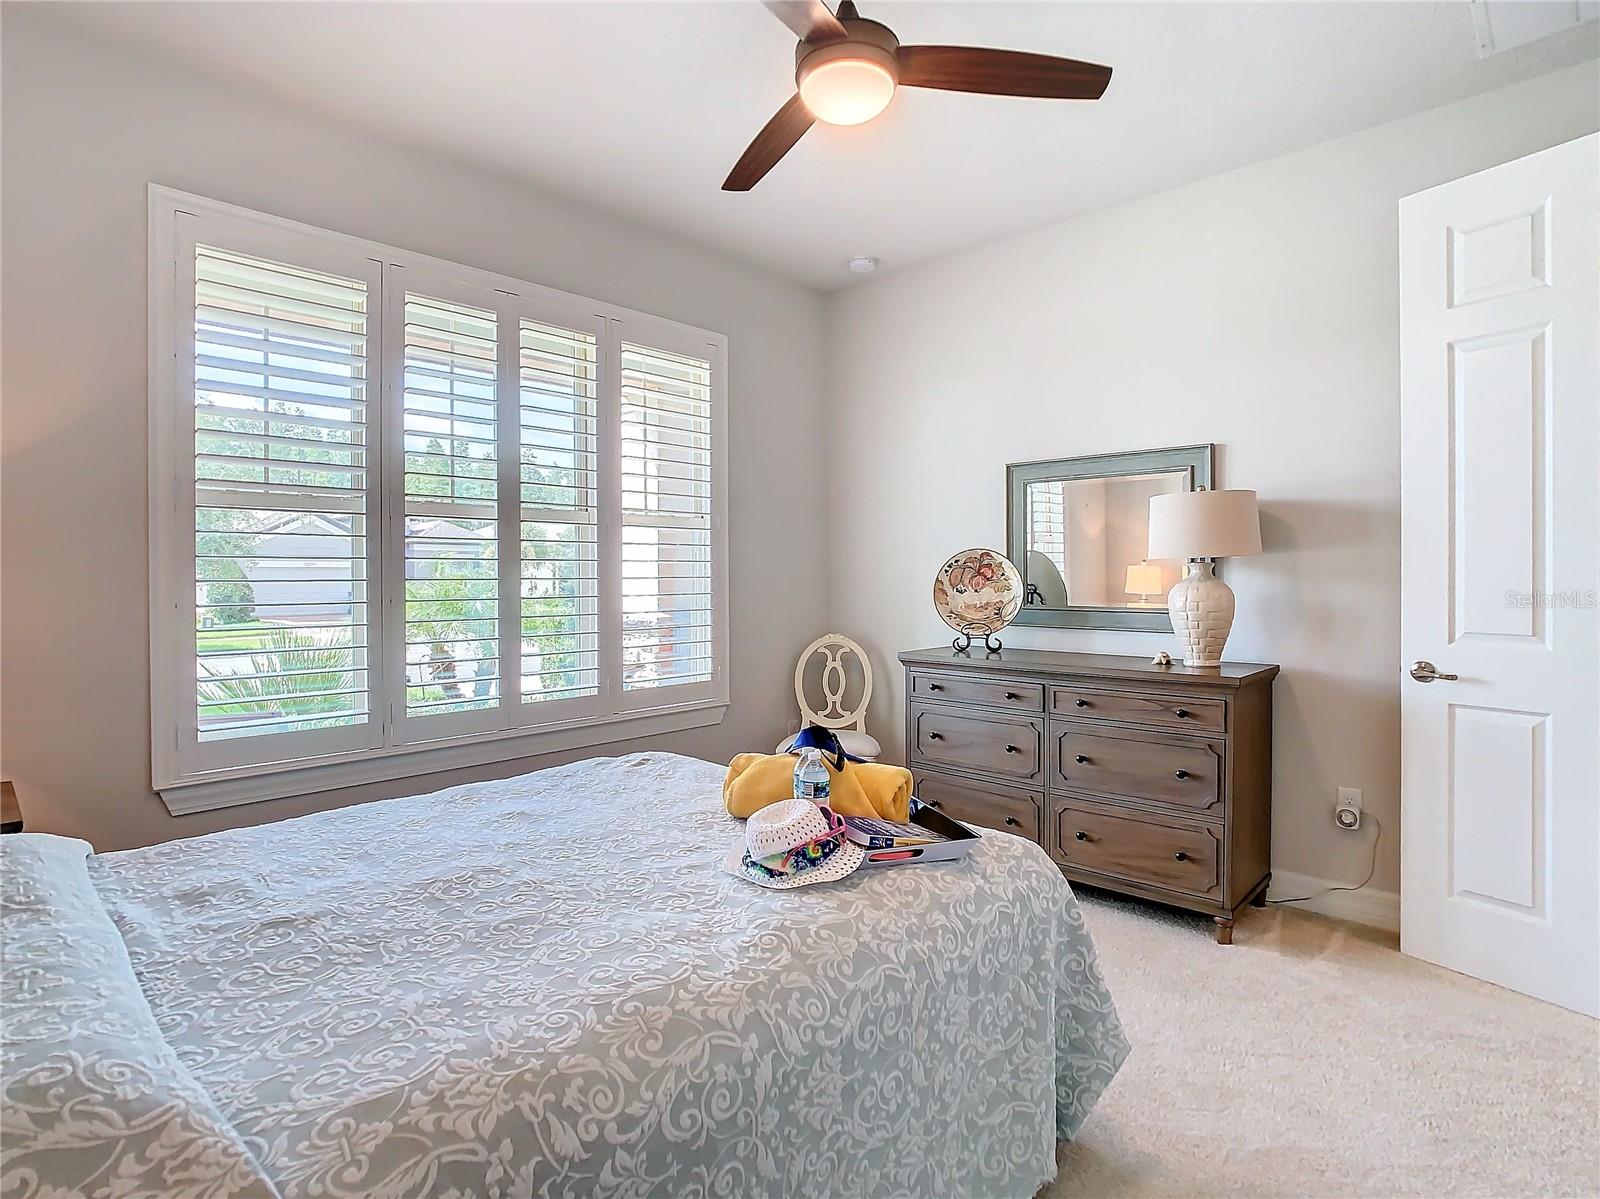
[{"xmin": 1, "ymin": 752, "xmax": 1128, "ymax": 1199}]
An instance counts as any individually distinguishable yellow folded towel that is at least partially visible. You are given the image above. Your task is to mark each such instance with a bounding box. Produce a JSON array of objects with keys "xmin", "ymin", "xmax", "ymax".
[{"xmin": 723, "ymin": 753, "xmax": 913, "ymax": 822}]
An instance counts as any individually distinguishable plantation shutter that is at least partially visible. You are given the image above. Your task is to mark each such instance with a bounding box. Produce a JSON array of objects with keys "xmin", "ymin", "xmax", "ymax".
[
  {"xmin": 398, "ymin": 291, "xmax": 502, "ymax": 723},
  {"xmin": 519, "ymin": 318, "xmax": 601, "ymax": 705},
  {"xmin": 155, "ymin": 193, "xmax": 727, "ymax": 803},
  {"xmin": 618, "ymin": 340, "xmax": 717, "ymax": 695},
  {"xmin": 190, "ymin": 244, "xmax": 376, "ymax": 745}
]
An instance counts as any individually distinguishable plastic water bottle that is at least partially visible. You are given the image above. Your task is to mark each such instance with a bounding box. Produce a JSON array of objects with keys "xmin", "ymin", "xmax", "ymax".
[{"xmin": 793, "ymin": 747, "xmax": 830, "ymax": 805}]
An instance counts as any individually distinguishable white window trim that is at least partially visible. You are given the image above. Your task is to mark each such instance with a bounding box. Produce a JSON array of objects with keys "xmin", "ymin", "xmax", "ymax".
[{"xmin": 148, "ymin": 185, "xmax": 729, "ymax": 815}]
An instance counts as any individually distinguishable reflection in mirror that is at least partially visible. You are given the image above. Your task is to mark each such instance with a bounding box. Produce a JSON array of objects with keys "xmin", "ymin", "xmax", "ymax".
[
  {"xmin": 1007, "ymin": 444, "xmax": 1213, "ymax": 630},
  {"xmin": 1023, "ymin": 471, "xmax": 1186, "ymax": 610}
]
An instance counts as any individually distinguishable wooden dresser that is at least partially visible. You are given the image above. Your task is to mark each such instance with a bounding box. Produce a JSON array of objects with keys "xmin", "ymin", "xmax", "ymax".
[{"xmin": 899, "ymin": 647, "xmax": 1278, "ymax": 943}]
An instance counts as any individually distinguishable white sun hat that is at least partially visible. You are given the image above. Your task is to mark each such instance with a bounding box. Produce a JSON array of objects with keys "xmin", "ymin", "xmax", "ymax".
[{"xmin": 724, "ymin": 798, "xmax": 866, "ymax": 890}]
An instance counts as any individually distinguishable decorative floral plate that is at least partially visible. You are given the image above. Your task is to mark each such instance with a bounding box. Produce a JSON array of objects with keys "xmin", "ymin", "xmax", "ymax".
[{"xmin": 933, "ymin": 548, "xmax": 1023, "ymax": 636}]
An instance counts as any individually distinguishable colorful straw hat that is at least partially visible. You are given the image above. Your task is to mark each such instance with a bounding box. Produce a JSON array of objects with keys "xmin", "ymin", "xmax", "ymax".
[{"xmin": 724, "ymin": 799, "xmax": 865, "ymax": 890}]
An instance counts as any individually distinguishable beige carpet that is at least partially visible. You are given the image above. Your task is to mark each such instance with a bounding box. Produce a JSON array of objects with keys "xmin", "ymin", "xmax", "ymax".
[{"xmin": 1045, "ymin": 889, "xmax": 1600, "ymax": 1199}]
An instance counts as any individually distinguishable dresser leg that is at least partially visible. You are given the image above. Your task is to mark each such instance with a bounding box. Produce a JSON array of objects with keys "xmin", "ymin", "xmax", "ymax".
[
  {"xmin": 1250, "ymin": 875, "xmax": 1270, "ymax": 907},
  {"xmin": 1214, "ymin": 916, "xmax": 1234, "ymax": 945}
]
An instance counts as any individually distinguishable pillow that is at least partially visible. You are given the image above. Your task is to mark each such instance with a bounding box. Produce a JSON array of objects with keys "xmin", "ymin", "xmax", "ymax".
[{"xmin": 1, "ymin": 834, "xmax": 280, "ymax": 1199}]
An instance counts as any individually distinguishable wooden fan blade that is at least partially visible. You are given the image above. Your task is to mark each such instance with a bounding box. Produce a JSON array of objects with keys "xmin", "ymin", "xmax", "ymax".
[
  {"xmin": 897, "ymin": 45, "xmax": 1112, "ymax": 100},
  {"xmin": 762, "ymin": 0, "xmax": 847, "ymax": 44},
  {"xmin": 723, "ymin": 94, "xmax": 816, "ymax": 191}
]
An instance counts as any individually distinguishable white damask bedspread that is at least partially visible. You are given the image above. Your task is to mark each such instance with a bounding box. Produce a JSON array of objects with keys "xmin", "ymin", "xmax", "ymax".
[{"xmin": 2, "ymin": 752, "xmax": 1127, "ymax": 1199}]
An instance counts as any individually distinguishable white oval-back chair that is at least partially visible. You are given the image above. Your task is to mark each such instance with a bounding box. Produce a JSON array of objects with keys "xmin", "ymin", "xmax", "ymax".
[{"xmin": 775, "ymin": 633, "xmax": 881, "ymax": 761}]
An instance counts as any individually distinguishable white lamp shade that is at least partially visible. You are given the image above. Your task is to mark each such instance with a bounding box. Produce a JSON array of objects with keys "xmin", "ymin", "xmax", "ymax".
[
  {"xmin": 1147, "ymin": 489, "xmax": 1262, "ymax": 560},
  {"xmin": 1124, "ymin": 562, "xmax": 1163, "ymax": 595}
]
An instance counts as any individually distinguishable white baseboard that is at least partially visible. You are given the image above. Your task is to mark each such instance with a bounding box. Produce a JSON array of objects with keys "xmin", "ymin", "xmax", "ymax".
[{"xmin": 1268, "ymin": 869, "xmax": 1399, "ymax": 934}]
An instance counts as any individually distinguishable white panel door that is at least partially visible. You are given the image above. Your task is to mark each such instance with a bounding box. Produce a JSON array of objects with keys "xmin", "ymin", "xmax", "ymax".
[{"xmin": 1399, "ymin": 133, "xmax": 1599, "ymax": 1016}]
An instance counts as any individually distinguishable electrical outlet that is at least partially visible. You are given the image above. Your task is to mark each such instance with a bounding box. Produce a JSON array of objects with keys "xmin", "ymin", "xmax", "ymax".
[{"xmin": 1335, "ymin": 787, "xmax": 1362, "ymax": 831}]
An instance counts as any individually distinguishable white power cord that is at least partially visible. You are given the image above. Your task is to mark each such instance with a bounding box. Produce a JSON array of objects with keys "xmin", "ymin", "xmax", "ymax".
[{"xmin": 1268, "ymin": 815, "xmax": 1382, "ymax": 906}]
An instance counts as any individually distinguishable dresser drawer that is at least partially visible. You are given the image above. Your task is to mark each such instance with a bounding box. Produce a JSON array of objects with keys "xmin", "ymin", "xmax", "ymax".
[
  {"xmin": 910, "ymin": 704, "xmax": 1043, "ymax": 784},
  {"xmin": 1052, "ymin": 801, "xmax": 1222, "ymax": 898},
  {"xmin": 910, "ymin": 671, "xmax": 1044, "ymax": 712},
  {"xmin": 1051, "ymin": 727, "xmax": 1224, "ymax": 817},
  {"xmin": 1050, "ymin": 685, "xmax": 1226, "ymax": 733},
  {"xmin": 914, "ymin": 770, "xmax": 1042, "ymax": 841}
]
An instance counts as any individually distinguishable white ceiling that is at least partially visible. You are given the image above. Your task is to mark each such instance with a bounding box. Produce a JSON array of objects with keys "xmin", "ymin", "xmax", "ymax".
[{"xmin": 40, "ymin": 1, "xmax": 1599, "ymax": 290}]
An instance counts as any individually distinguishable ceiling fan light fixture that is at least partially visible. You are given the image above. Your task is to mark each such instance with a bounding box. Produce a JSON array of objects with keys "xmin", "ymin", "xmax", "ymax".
[
  {"xmin": 799, "ymin": 58, "xmax": 895, "ymax": 124},
  {"xmin": 726, "ymin": 2, "xmax": 1113, "ymax": 191},
  {"xmin": 796, "ymin": 41, "xmax": 897, "ymax": 125}
]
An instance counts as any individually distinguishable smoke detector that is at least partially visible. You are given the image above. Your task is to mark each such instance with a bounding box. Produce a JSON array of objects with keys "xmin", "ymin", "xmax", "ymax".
[{"xmin": 847, "ymin": 255, "xmax": 879, "ymax": 274}]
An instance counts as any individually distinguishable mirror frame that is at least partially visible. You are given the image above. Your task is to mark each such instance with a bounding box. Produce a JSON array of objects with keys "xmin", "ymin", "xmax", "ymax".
[{"xmin": 1006, "ymin": 443, "xmax": 1215, "ymax": 631}]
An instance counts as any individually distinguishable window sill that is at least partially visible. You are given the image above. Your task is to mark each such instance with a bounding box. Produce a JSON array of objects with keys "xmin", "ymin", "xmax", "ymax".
[{"xmin": 157, "ymin": 701, "xmax": 727, "ymax": 816}]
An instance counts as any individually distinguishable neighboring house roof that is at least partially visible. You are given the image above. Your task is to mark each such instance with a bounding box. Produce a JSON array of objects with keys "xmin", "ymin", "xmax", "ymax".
[
  {"xmin": 249, "ymin": 513, "xmax": 486, "ymax": 554},
  {"xmin": 254, "ymin": 511, "xmax": 349, "ymax": 538}
]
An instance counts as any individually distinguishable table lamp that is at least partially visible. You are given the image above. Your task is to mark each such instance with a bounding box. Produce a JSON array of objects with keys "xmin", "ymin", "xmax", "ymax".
[
  {"xmin": 1146, "ymin": 489, "xmax": 1261, "ymax": 666},
  {"xmin": 1124, "ymin": 561, "xmax": 1163, "ymax": 607}
]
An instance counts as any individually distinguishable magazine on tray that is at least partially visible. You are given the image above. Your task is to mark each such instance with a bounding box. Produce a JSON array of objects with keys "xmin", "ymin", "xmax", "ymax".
[
  {"xmin": 851, "ymin": 801, "xmax": 979, "ymax": 869},
  {"xmin": 841, "ymin": 815, "xmax": 949, "ymax": 850}
]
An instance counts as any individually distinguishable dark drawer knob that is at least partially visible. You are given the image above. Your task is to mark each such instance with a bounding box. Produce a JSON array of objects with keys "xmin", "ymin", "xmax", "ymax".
[
  {"xmin": 928, "ymin": 799, "xmax": 943, "ymax": 809},
  {"xmin": 1075, "ymin": 830, "xmax": 1088, "ymax": 841},
  {"xmin": 1175, "ymin": 708, "xmax": 1190, "ymax": 718},
  {"xmin": 1004, "ymin": 744, "xmax": 1019, "ymax": 754},
  {"xmin": 928, "ymin": 682, "xmax": 943, "ymax": 691},
  {"xmin": 1005, "ymin": 691, "xmax": 1019, "ymax": 700},
  {"xmin": 927, "ymin": 731, "xmax": 943, "ymax": 741},
  {"xmin": 1174, "ymin": 851, "xmax": 1188, "ymax": 862},
  {"xmin": 1174, "ymin": 769, "xmax": 1190, "ymax": 780},
  {"xmin": 1074, "ymin": 754, "xmax": 1090, "ymax": 764},
  {"xmin": 1004, "ymin": 816, "xmax": 1020, "ymax": 827},
  {"xmin": 1075, "ymin": 698, "xmax": 1089, "ymax": 708}
]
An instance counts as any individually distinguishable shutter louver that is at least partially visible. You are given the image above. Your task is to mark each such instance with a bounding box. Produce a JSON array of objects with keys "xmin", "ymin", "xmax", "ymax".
[
  {"xmin": 192, "ymin": 246, "xmax": 371, "ymax": 741},
  {"xmin": 401, "ymin": 294, "xmax": 500, "ymax": 717},
  {"xmin": 619, "ymin": 342, "xmax": 715, "ymax": 691},
  {"xmin": 520, "ymin": 320, "xmax": 600, "ymax": 704}
]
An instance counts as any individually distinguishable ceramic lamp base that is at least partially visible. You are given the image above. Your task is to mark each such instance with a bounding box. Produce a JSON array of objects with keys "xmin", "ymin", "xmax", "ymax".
[{"xmin": 1167, "ymin": 561, "xmax": 1235, "ymax": 667}]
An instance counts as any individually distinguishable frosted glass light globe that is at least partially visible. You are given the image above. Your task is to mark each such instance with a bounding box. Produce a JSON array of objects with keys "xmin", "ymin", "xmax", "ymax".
[{"xmin": 799, "ymin": 57, "xmax": 896, "ymax": 125}]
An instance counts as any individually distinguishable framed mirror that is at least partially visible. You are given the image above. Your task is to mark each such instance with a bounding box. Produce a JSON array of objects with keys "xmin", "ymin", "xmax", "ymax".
[{"xmin": 1006, "ymin": 444, "xmax": 1214, "ymax": 630}]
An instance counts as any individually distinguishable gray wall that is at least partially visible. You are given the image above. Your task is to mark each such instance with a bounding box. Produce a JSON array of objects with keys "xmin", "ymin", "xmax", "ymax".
[
  {"xmin": 5, "ymin": 8, "xmax": 1596, "ymax": 895},
  {"xmin": 0, "ymin": 12, "xmax": 829, "ymax": 850},
  {"xmin": 823, "ymin": 64, "xmax": 1599, "ymax": 896}
]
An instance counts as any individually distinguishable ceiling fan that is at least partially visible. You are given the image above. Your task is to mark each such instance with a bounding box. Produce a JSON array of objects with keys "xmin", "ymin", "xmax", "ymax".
[{"xmin": 724, "ymin": 0, "xmax": 1113, "ymax": 191}]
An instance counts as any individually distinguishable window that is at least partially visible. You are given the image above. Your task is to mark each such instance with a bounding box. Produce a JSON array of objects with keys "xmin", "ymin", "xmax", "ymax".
[
  {"xmin": 150, "ymin": 190, "xmax": 727, "ymax": 811},
  {"xmin": 1025, "ymin": 481, "xmax": 1067, "ymax": 596},
  {"xmin": 619, "ymin": 342, "xmax": 715, "ymax": 694},
  {"xmin": 518, "ymin": 320, "xmax": 600, "ymax": 706}
]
